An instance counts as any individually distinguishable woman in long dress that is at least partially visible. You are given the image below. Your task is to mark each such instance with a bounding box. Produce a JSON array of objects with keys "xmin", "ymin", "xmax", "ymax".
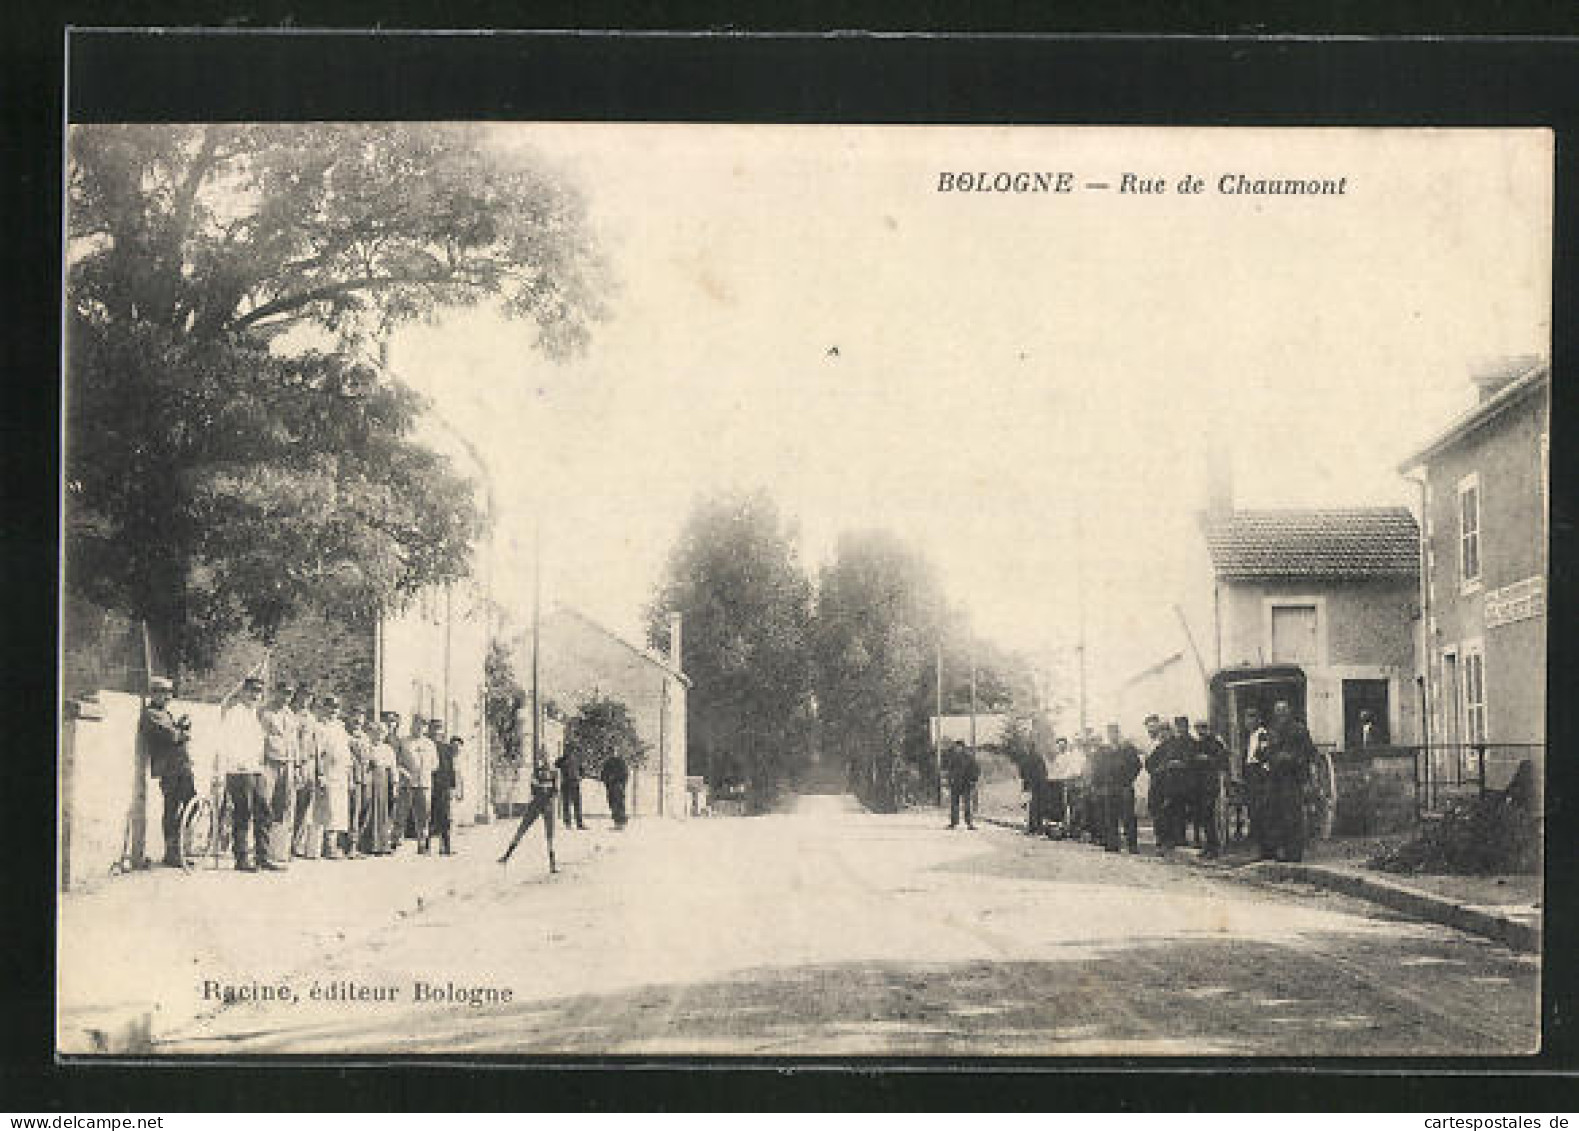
[
  {"xmin": 317, "ymin": 697, "xmax": 352, "ymax": 859},
  {"xmin": 364, "ymin": 721, "xmax": 395, "ymax": 855},
  {"xmin": 345, "ymin": 710, "xmax": 370, "ymax": 858}
]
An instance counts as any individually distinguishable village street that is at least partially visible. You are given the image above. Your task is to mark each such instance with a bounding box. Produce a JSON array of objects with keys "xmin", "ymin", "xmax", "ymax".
[{"xmin": 62, "ymin": 796, "xmax": 1537, "ymax": 1058}]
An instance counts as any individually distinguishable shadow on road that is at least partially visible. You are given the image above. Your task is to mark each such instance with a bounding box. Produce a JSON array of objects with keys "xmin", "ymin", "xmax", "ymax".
[{"xmin": 159, "ymin": 928, "xmax": 1537, "ymax": 1057}]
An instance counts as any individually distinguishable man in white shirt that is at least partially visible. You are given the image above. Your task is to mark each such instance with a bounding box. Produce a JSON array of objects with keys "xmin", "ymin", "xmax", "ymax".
[
  {"xmin": 258, "ymin": 683, "xmax": 297, "ymax": 870},
  {"xmin": 215, "ymin": 676, "xmax": 278, "ymax": 872},
  {"xmin": 1242, "ymin": 707, "xmax": 1271, "ymax": 858}
]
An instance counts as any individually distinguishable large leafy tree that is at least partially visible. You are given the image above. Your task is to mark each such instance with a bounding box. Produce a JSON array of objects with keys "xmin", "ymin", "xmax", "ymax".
[
  {"xmin": 812, "ymin": 530, "xmax": 943, "ymax": 811},
  {"xmin": 646, "ymin": 490, "xmax": 815, "ymax": 807},
  {"xmin": 564, "ymin": 695, "xmax": 648, "ymax": 779},
  {"xmin": 66, "ymin": 124, "xmax": 608, "ymax": 671}
]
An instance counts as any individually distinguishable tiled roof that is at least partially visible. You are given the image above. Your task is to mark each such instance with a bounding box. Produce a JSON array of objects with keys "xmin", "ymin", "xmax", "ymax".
[{"xmin": 1203, "ymin": 507, "xmax": 1419, "ymax": 580}]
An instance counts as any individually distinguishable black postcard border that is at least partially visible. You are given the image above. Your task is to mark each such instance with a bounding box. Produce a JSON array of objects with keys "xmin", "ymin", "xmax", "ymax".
[{"xmin": 7, "ymin": 22, "xmax": 1579, "ymax": 1112}]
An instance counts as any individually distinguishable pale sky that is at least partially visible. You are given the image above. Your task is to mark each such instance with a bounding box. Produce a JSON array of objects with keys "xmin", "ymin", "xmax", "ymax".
[{"xmin": 390, "ymin": 125, "xmax": 1551, "ymax": 721}]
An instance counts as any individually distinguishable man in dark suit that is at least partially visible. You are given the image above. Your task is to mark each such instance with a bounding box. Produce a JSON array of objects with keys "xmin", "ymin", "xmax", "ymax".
[
  {"xmin": 140, "ymin": 676, "xmax": 193, "ymax": 867},
  {"xmin": 1264, "ymin": 700, "xmax": 1319, "ymax": 862},
  {"xmin": 944, "ymin": 740, "xmax": 979, "ymax": 830},
  {"xmin": 556, "ymin": 746, "xmax": 588, "ymax": 830},
  {"xmin": 1097, "ymin": 723, "xmax": 1143, "ymax": 853},
  {"xmin": 1145, "ymin": 718, "xmax": 1191, "ymax": 853},
  {"xmin": 429, "ymin": 721, "xmax": 464, "ymax": 855},
  {"xmin": 1189, "ymin": 719, "xmax": 1232, "ymax": 858},
  {"xmin": 601, "ymin": 753, "xmax": 631, "ymax": 829}
]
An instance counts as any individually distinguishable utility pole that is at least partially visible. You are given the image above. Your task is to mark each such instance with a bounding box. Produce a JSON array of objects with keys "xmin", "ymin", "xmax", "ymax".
[
  {"xmin": 531, "ymin": 518, "xmax": 542, "ymax": 775},
  {"xmin": 969, "ymin": 634, "xmax": 978, "ymax": 753},
  {"xmin": 1075, "ymin": 504, "xmax": 1088, "ymax": 740},
  {"xmin": 934, "ymin": 636, "xmax": 944, "ymax": 806}
]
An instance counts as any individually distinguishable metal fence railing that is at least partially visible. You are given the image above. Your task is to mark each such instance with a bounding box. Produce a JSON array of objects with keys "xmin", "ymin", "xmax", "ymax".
[{"xmin": 1409, "ymin": 742, "xmax": 1543, "ymax": 815}]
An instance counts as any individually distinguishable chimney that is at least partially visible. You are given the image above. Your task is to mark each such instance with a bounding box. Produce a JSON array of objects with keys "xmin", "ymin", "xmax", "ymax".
[
  {"xmin": 1469, "ymin": 355, "xmax": 1540, "ymax": 403},
  {"xmin": 667, "ymin": 612, "xmax": 683, "ymax": 670},
  {"xmin": 1205, "ymin": 446, "xmax": 1234, "ymax": 517}
]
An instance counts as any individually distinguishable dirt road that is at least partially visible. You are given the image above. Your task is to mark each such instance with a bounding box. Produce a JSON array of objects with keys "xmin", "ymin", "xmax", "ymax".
[{"xmin": 149, "ymin": 794, "xmax": 1539, "ymax": 1056}]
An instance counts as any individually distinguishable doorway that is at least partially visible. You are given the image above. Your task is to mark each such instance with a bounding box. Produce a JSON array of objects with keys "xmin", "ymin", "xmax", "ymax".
[{"xmin": 1342, "ymin": 679, "xmax": 1391, "ymax": 748}]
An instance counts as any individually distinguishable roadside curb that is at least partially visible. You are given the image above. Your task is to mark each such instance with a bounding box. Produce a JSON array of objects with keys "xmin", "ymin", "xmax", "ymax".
[
  {"xmin": 983, "ymin": 813, "xmax": 1541, "ymax": 955},
  {"xmin": 1239, "ymin": 861, "xmax": 1541, "ymax": 954}
]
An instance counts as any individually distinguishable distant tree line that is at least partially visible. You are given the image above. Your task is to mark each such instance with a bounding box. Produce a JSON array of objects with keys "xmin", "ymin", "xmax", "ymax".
[{"xmin": 647, "ymin": 490, "xmax": 1059, "ymax": 812}]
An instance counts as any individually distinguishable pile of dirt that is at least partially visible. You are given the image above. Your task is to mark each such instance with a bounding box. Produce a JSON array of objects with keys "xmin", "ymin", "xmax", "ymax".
[{"xmin": 1368, "ymin": 793, "xmax": 1539, "ymax": 876}]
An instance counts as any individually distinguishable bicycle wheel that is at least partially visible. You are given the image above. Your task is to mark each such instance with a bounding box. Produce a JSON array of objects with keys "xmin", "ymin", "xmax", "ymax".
[
  {"xmin": 1212, "ymin": 773, "xmax": 1230, "ymax": 850},
  {"xmin": 215, "ymin": 796, "xmax": 234, "ymax": 867},
  {"xmin": 1306, "ymin": 750, "xmax": 1338, "ymax": 842},
  {"xmin": 179, "ymin": 796, "xmax": 214, "ymax": 870}
]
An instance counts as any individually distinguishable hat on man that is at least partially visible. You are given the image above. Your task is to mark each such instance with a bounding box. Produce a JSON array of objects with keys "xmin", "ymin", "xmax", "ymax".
[{"xmin": 148, "ymin": 675, "xmax": 174, "ymax": 693}]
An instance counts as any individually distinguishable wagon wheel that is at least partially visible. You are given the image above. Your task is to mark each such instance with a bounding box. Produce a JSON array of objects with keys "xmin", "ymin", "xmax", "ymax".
[{"xmin": 1305, "ymin": 749, "xmax": 1338, "ymax": 842}]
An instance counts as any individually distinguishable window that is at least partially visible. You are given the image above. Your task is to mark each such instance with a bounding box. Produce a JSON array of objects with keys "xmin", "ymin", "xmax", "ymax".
[
  {"xmin": 1463, "ymin": 642, "xmax": 1487, "ymax": 744},
  {"xmin": 1270, "ymin": 604, "xmax": 1319, "ymax": 665},
  {"xmin": 1458, "ymin": 473, "xmax": 1481, "ymax": 591}
]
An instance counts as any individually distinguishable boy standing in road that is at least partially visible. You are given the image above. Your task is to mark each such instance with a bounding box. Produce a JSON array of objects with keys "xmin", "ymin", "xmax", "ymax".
[{"xmin": 499, "ymin": 747, "xmax": 559, "ymax": 873}]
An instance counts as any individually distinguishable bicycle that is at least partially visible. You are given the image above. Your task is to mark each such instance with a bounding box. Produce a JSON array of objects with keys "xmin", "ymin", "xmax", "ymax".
[{"xmin": 178, "ymin": 784, "xmax": 232, "ymax": 871}]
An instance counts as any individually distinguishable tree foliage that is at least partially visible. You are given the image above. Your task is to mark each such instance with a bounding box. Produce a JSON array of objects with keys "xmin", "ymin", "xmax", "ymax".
[
  {"xmin": 66, "ymin": 124, "xmax": 608, "ymax": 671},
  {"xmin": 647, "ymin": 490, "xmax": 814, "ymax": 806},
  {"xmin": 564, "ymin": 695, "xmax": 649, "ymax": 778},
  {"xmin": 485, "ymin": 637, "xmax": 526, "ymax": 767},
  {"xmin": 813, "ymin": 530, "xmax": 944, "ymax": 811}
]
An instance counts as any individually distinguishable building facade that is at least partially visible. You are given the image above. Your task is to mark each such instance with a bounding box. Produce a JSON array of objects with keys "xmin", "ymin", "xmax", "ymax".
[
  {"xmin": 1195, "ymin": 506, "xmax": 1422, "ymax": 749},
  {"xmin": 516, "ymin": 606, "xmax": 690, "ymax": 819},
  {"xmin": 1400, "ymin": 361, "xmax": 1548, "ymax": 790},
  {"xmin": 377, "ymin": 578, "xmax": 492, "ymax": 825}
]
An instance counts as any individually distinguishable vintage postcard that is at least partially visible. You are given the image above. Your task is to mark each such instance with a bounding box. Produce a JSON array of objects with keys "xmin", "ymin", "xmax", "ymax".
[{"xmin": 58, "ymin": 122, "xmax": 1549, "ymax": 1057}]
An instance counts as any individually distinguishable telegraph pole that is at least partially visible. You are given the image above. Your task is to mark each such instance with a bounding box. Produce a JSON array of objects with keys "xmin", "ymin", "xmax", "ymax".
[
  {"xmin": 934, "ymin": 637, "xmax": 944, "ymax": 806},
  {"xmin": 969, "ymin": 634, "xmax": 978, "ymax": 753},
  {"xmin": 531, "ymin": 517, "xmax": 542, "ymax": 772},
  {"xmin": 1076, "ymin": 504, "xmax": 1088, "ymax": 740}
]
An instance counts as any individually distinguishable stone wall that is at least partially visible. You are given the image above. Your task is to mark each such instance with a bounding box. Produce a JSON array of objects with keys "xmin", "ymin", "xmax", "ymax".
[{"xmin": 1332, "ymin": 748, "xmax": 1419, "ymax": 837}]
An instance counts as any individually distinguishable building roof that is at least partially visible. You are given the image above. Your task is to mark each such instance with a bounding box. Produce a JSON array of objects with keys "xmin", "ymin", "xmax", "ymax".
[
  {"xmin": 1399, "ymin": 362, "xmax": 1549, "ymax": 473},
  {"xmin": 1203, "ymin": 506, "xmax": 1419, "ymax": 580},
  {"xmin": 541, "ymin": 605, "xmax": 692, "ymax": 688},
  {"xmin": 929, "ymin": 714, "xmax": 1014, "ymax": 747}
]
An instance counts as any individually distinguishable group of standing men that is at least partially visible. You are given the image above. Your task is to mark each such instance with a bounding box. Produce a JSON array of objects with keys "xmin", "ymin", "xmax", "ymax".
[
  {"xmin": 1020, "ymin": 726, "xmax": 1144, "ymax": 853},
  {"xmin": 140, "ymin": 675, "xmax": 467, "ymax": 872},
  {"xmin": 1142, "ymin": 715, "xmax": 1232, "ymax": 857},
  {"xmin": 998, "ymin": 700, "xmax": 1319, "ymax": 862},
  {"xmin": 1142, "ymin": 700, "xmax": 1319, "ymax": 862}
]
